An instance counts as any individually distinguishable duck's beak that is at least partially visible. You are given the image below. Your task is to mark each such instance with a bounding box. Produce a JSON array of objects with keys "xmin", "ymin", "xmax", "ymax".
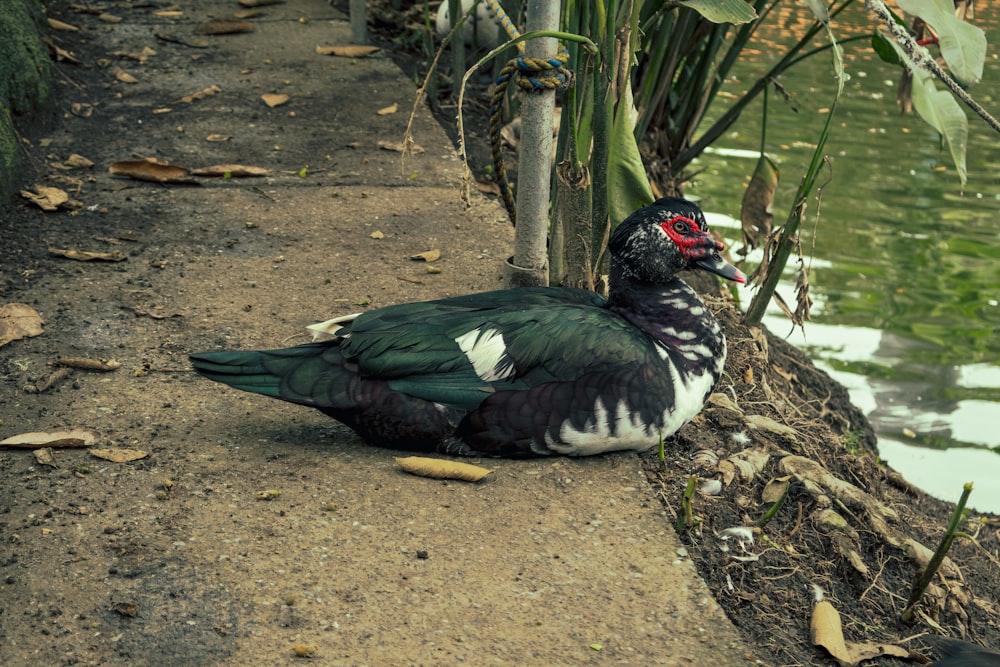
[{"xmin": 695, "ymin": 253, "xmax": 746, "ymax": 284}]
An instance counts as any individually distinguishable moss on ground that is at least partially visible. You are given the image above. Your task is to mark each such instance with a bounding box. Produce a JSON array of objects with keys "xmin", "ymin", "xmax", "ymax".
[{"xmin": 0, "ymin": 0, "xmax": 52, "ymax": 203}]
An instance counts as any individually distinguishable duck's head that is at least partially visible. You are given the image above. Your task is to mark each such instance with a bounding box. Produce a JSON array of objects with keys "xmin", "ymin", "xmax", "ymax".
[{"xmin": 608, "ymin": 197, "xmax": 746, "ymax": 285}]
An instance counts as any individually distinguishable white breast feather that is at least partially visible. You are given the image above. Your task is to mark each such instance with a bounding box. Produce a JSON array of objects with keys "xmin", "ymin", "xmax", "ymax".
[{"xmin": 454, "ymin": 327, "xmax": 516, "ymax": 381}]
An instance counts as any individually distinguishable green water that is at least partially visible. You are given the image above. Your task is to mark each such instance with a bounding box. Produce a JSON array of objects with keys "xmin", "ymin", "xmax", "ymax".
[{"xmin": 686, "ymin": 1, "xmax": 1000, "ymax": 511}]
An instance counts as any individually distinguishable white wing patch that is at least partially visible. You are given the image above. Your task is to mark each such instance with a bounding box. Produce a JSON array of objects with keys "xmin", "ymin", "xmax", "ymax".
[
  {"xmin": 454, "ymin": 327, "xmax": 516, "ymax": 381},
  {"xmin": 307, "ymin": 313, "xmax": 361, "ymax": 341}
]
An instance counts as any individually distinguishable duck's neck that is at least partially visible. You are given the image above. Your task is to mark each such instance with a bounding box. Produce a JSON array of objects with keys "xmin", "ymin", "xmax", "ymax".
[{"xmin": 606, "ymin": 269, "xmax": 726, "ymax": 376}]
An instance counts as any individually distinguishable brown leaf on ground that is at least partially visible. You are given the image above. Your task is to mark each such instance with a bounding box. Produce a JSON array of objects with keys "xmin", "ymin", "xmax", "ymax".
[
  {"xmin": 195, "ymin": 19, "xmax": 254, "ymax": 35},
  {"xmin": 48, "ymin": 247, "xmax": 127, "ymax": 262},
  {"xmin": 48, "ymin": 17, "xmax": 79, "ymax": 31},
  {"xmin": 0, "ymin": 429, "xmax": 98, "ymax": 449},
  {"xmin": 70, "ymin": 102, "xmax": 93, "ymax": 117},
  {"xmin": 24, "ymin": 367, "xmax": 72, "ymax": 393},
  {"xmin": 21, "ymin": 185, "xmax": 70, "ymax": 211},
  {"xmin": 378, "ymin": 139, "xmax": 423, "ymax": 153},
  {"xmin": 205, "ymin": 134, "xmax": 230, "ymax": 142},
  {"xmin": 114, "ymin": 67, "xmax": 138, "ymax": 84},
  {"xmin": 56, "ymin": 357, "xmax": 121, "ymax": 372},
  {"xmin": 475, "ymin": 180, "xmax": 501, "ymax": 195},
  {"xmin": 155, "ymin": 32, "xmax": 210, "ymax": 49},
  {"xmin": 395, "ymin": 456, "xmax": 492, "ymax": 482},
  {"xmin": 111, "ymin": 46, "xmax": 157, "ymax": 63},
  {"xmin": 315, "ymin": 45, "xmax": 380, "ymax": 57},
  {"xmin": 261, "ymin": 93, "xmax": 289, "ymax": 108},
  {"xmin": 0, "ymin": 303, "xmax": 44, "ymax": 347},
  {"xmin": 410, "ymin": 249, "xmax": 441, "ymax": 262},
  {"xmin": 91, "ymin": 448, "xmax": 148, "ymax": 463},
  {"xmin": 190, "ymin": 164, "xmax": 269, "ymax": 177},
  {"xmin": 64, "ymin": 154, "xmax": 94, "ymax": 168},
  {"xmin": 377, "ymin": 103, "xmax": 398, "ymax": 116},
  {"xmin": 239, "ymin": 0, "xmax": 286, "ymax": 6},
  {"xmin": 34, "ymin": 448, "xmax": 58, "ymax": 467},
  {"xmin": 109, "ymin": 160, "xmax": 196, "ymax": 183},
  {"xmin": 47, "ymin": 40, "xmax": 82, "ymax": 64},
  {"xmin": 174, "ymin": 84, "xmax": 221, "ymax": 104}
]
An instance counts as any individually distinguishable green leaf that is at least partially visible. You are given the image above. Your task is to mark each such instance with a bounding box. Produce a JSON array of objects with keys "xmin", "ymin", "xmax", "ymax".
[
  {"xmin": 889, "ymin": 40, "xmax": 968, "ymax": 185},
  {"xmin": 677, "ymin": 0, "xmax": 757, "ymax": 25},
  {"xmin": 607, "ymin": 84, "xmax": 653, "ymax": 227},
  {"xmin": 895, "ymin": 0, "xmax": 986, "ymax": 85},
  {"xmin": 870, "ymin": 31, "xmax": 901, "ymax": 65}
]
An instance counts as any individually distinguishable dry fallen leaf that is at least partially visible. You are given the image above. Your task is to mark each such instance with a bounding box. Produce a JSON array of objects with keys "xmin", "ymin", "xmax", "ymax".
[
  {"xmin": 475, "ymin": 180, "xmax": 501, "ymax": 195},
  {"xmin": 369, "ymin": 230, "xmax": 384, "ymax": 239},
  {"xmin": 34, "ymin": 448, "xmax": 58, "ymax": 468},
  {"xmin": 240, "ymin": 0, "xmax": 286, "ymax": 6},
  {"xmin": 0, "ymin": 303, "xmax": 44, "ymax": 347},
  {"xmin": 174, "ymin": 84, "xmax": 221, "ymax": 104},
  {"xmin": 410, "ymin": 249, "xmax": 441, "ymax": 262},
  {"xmin": 196, "ymin": 19, "xmax": 254, "ymax": 35},
  {"xmin": 64, "ymin": 153, "xmax": 94, "ymax": 169},
  {"xmin": 48, "ymin": 18, "xmax": 79, "ymax": 31},
  {"xmin": 111, "ymin": 46, "xmax": 156, "ymax": 63},
  {"xmin": 24, "ymin": 367, "xmax": 73, "ymax": 393},
  {"xmin": 315, "ymin": 44, "xmax": 380, "ymax": 57},
  {"xmin": 377, "ymin": 139, "xmax": 423, "ymax": 153},
  {"xmin": 21, "ymin": 185, "xmax": 69, "ymax": 211},
  {"xmin": 154, "ymin": 9, "xmax": 183, "ymax": 18},
  {"xmin": 812, "ymin": 599, "xmax": 853, "ymax": 666},
  {"xmin": 70, "ymin": 102, "xmax": 93, "ymax": 117},
  {"xmin": 114, "ymin": 67, "xmax": 139, "ymax": 84},
  {"xmin": 90, "ymin": 448, "xmax": 148, "ymax": 463},
  {"xmin": 47, "ymin": 41, "xmax": 81, "ymax": 64},
  {"xmin": 155, "ymin": 32, "xmax": 210, "ymax": 49},
  {"xmin": 48, "ymin": 247, "xmax": 127, "ymax": 262},
  {"xmin": 261, "ymin": 93, "xmax": 289, "ymax": 108},
  {"xmin": 56, "ymin": 357, "xmax": 121, "ymax": 372},
  {"xmin": 395, "ymin": 456, "xmax": 492, "ymax": 482},
  {"xmin": 109, "ymin": 160, "xmax": 196, "ymax": 184},
  {"xmin": 0, "ymin": 429, "xmax": 97, "ymax": 449},
  {"xmin": 377, "ymin": 103, "xmax": 398, "ymax": 116},
  {"xmin": 190, "ymin": 164, "xmax": 269, "ymax": 177},
  {"xmin": 205, "ymin": 134, "xmax": 230, "ymax": 142}
]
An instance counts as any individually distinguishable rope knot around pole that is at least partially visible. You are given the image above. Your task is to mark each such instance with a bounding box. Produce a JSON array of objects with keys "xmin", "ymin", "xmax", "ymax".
[{"xmin": 488, "ymin": 49, "xmax": 573, "ymax": 224}]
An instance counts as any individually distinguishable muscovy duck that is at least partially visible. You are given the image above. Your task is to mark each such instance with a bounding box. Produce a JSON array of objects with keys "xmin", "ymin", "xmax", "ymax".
[
  {"xmin": 190, "ymin": 197, "xmax": 745, "ymax": 457},
  {"xmin": 924, "ymin": 636, "xmax": 1000, "ymax": 667}
]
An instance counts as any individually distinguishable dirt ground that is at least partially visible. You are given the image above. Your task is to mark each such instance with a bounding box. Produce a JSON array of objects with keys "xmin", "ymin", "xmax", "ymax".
[{"xmin": 2, "ymin": 1, "xmax": 998, "ymax": 666}]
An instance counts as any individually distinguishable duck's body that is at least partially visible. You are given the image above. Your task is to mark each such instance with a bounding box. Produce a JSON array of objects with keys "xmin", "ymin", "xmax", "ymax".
[{"xmin": 190, "ymin": 198, "xmax": 745, "ymax": 457}]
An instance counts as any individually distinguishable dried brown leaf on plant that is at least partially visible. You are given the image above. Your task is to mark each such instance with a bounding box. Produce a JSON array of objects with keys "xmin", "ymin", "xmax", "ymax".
[
  {"xmin": 195, "ymin": 19, "xmax": 254, "ymax": 35},
  {"xmin": 261, "ymin": 93, "xmax": 289, "ymax": 108},
  {"xmin": 0, "ymin": 429, "xmax": 97, "ymax": 449},
  {"xmin": 740, "ymin": 155, "xmax": 778, "ymax": 252},
  {"xmin": 191, "ymin": 164, "xmax": 269, "ymax": 177},
  {"xmin": 315, "ymin": 45, "xmax": 380, "ymax": 57},
  {"xmin": 0, "ymin": 303, "xmax": 44, "ymax": 347},
  {"xmin": 49, "ymin": 247, "xmax": 127, "ymax": 262},
  {"xmin": 109, "ymin": 160, "xmax": 196, "ymax": 183},
  {"xmin": 174, "ymin": 84, "xmax": 221, "ymax": 104}
]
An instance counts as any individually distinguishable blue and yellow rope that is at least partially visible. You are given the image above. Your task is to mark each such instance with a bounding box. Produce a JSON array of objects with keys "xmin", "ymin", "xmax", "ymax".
[{"xmin": 485, "ymin": 0, "xmax": 573, "ymax": 225}]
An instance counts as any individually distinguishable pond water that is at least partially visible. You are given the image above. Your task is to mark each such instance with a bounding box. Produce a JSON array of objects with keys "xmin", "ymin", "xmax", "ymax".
[{"xmin": 686, "ymin": 1, "xmax": 1000, "ymax": 511}]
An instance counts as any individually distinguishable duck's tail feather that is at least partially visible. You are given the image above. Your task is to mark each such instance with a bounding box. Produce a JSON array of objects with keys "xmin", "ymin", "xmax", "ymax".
[{"xmin": 190, "ymin": 342, "xmax": 344, "ymax": 406}]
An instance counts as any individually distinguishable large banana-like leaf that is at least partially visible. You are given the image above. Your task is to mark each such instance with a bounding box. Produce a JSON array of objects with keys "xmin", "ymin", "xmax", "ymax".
[
  {"xmin": 895, "ymin": 0, "xmax": 986, "ymax": 85},
  {"xmin": 678, "ymin": 0, "xmax": 757, "ymax": 24},
  {"xmin": 607, "ymin": 83, "xmax": 653, "ymax": 227}
]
